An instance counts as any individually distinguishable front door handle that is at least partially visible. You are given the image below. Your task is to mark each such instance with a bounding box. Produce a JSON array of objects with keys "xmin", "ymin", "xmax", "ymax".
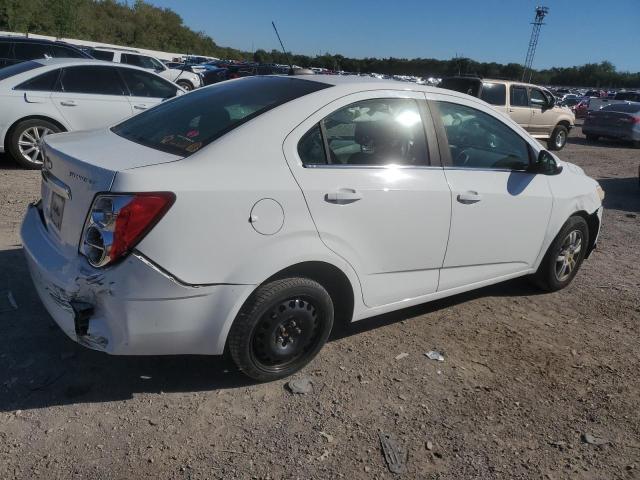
[
  {"xmin": 133, "ymin": 104, "xmax": 148, "ymax": 110},
  {"xmin": 325, "ymin": 188, "xmax": 362, "ymax": 204},
  {"xmin": 457, "ymin": 191, "xmax": 482, "ymax": 204},
  {"xmin": 60, "ymin": 101, "xmax": 77, "ymax": 107}
]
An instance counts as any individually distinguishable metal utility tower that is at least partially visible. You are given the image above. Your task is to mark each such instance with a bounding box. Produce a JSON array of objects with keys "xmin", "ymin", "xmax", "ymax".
[{"xmin": 522, "ymin": 6, "xmax": 549, "ymax": 83}]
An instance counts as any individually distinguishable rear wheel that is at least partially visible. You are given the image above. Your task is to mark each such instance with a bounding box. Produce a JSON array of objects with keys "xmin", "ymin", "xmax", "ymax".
[
  {"xmin": 228, "ymin": 277, "xmax": 334, "ymax": 381},
  {"xmin": 533, "ymin": 216, "xmax": 589, "ymax": 292},
  {"xmin": 585, "ymin": 134, "xmax": 599, "ymax": 142},
  {"xmin": 8, "ymin": 119, "xmax": 61, "ymax": 169},
  {"xmin": 547, "ymin": 125, "xmax": 568, "ymax": 150}
]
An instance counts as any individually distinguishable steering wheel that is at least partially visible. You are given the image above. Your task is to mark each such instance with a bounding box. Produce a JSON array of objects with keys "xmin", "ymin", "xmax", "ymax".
[{"xmin": 455, "ymin": 149, "xmax": 471, "ymax": 167}]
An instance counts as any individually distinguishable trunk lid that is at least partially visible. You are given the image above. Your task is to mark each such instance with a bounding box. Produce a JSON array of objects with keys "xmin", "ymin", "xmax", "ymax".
[{"xmin": 40, "ymin": 128, "xmax": 182, "ymax": 257}]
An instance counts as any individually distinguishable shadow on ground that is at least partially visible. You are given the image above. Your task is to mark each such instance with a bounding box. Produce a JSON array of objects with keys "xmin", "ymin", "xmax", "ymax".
[
  {"xmin": 0, "ymin": 245, "xmax": 545, "ymax": 412},
  {"xmin": 598, "ymin": 177, "xmax": 640, "ymax": 213}
]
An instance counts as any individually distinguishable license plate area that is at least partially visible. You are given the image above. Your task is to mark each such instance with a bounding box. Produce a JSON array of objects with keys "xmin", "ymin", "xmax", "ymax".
[{"xmin": 49, "ymin": 191, "xmax": 65, "ymax": 230}]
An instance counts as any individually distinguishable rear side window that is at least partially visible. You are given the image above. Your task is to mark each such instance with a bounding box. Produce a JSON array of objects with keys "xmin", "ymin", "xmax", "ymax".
[
  {"xmin": 298, "ymin": 125, "xmax": 326, "ymax": 166},
  {"xmin": 510, "ymin": 86, "xmax": 529, "ymax": 107},
  {"xmin": 112, "ymin": 76, "xmax": 331, "ymax": 156},
  {"xmin": 318, "ymin": 98, "xmax": 428, "ymax": 167},
  {"xmin": 13, "ymin": 42, "xmax": 51, "ymax": 60},
  {"xmin": 601, "ymin": 103, "xmax": 640, "ymax": 114},
  {"xmin": 90, "ymin": 49, "xmax": 115, "ymax": 61},
  {"xmin": 0, "ymin": 60, "xmax": 42, "ymax": 81},
  {"xmin": 60, "ymin": 66, "xmax": 125, "ymax": 95},
  {"xmin": 119, "ymin": 68, "xmax": 177, "ymax": 98},
  {"xmin": 480, "ymin": 82, "xmax": 506, "ymax": 106},
  {"xmin": 15, "ymin": 69, "xmax": 60, "ymax": 91},
  {"xmin": 122, "ymin": 54, "xmax": 164, "ymax": 70}
]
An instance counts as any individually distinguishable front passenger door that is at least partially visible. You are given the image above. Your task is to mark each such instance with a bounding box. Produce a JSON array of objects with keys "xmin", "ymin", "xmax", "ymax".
[
  {"xmin": 508, "ymin": 85, "xmax": 532, "ymax": 129},
  {"xmin": 51, "ymin": 66, "xmax": 133, "ymax": 130},
  {"xmin": 430, "ymin": 97, "xmax": 553, "ymax": 291}
]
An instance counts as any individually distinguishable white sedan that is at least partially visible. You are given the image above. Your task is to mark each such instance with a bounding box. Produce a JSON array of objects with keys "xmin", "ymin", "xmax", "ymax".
[
  {"xmin": 0, "ymin": 58, "xmax": 183, "ymax": 168},
  {"xmin": 21, "ymin": 75, "xmax": 604, "ymax": 381}
]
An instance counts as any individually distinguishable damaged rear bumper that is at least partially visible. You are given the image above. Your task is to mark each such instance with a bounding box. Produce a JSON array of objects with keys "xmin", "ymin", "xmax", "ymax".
[{"xmin": 21, "ymin": 204, "xmax": 254, "ymax": 355}]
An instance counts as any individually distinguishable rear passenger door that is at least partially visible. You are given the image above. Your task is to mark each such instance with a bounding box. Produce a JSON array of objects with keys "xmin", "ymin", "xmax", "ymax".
[
  {"xmin": 508, "ymin": 84, "xmax": 532, "ymax": 129},
  {"xmin": 51, "ymin": 65, "xmax": 133, "ymax": 130},
  {"xmin": 283, "ymin": 91, "xmax": 452, "ymax": 308},
  {"xmin": 118, "ymin": 67, "xmax": 179, "ymax": 112}
]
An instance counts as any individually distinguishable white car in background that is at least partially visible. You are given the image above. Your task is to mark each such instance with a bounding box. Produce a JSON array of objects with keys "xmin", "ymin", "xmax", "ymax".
[
  {"xmin": 89, "ymin": 48, "xmax": 202, "ymax": 91},
  {"xmin": 0, "ymin": 58, "xmax": 182, "ymax": 168},
  {"xmin": 21, "ymin": 75, "xmax": 604, "ymax": 381}
]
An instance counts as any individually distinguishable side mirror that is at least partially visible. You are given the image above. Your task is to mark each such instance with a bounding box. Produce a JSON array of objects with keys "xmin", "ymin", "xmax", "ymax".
[{"xmin": 530, "ymin": 150, "xmax": 563, "ymax": 175}]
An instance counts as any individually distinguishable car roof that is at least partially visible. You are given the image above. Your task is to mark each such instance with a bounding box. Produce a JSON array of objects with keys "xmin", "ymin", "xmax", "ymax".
[
  {"xmin": 0, "ymin": 36, "xmax": 78, "ymax": 46},
  {"xmin": 30, "ymin": 58, "xmax": 135, "ymax": 68}
]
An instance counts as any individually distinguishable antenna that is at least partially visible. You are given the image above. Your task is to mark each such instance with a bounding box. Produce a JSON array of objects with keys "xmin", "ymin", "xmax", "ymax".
[
  {"xmin": 271, "ymin": 21, "xmax": 293, "ymax": 73},
  {"xmin": 522, "ymin": 6, "xmax": 549, "ymax": 83}
]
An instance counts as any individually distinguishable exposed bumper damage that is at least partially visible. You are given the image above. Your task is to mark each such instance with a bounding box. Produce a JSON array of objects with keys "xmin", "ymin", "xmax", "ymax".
[{"xmin": 21, "ymin": 204, "xmax": 254, "ymax": 355}]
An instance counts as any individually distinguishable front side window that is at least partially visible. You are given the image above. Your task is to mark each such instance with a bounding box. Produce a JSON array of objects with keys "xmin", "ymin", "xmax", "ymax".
[
  {"xmin": 15, "ymin": 69, "xmax": 60, "ymax": 91},
  {"xmin": 60, "ymin": 66, "xmax": 125, "ymax": 95},
  {"xmin": 112, "ymin": 76, "xmax": 331, "ymax": 156},
  {"xmin": 480, "ymin": 82, "xmax": 506, "ymax": 106},
  {"xmin": 122, "ymin": 54, "xmax": 163, "ymax": 70},
  {"xmin": 48, "ymin": 45, "xmax": 86, "ymax": 58},
  {"xmin": 530, "ymin": 88, "xmax": 547, "ymax": 108},
  {"xmin": 119, "ymin": 68, "xmax": 177, "ymax": 98},
  {"xmin": 436, "ymin": 101, "xmax": 531, "ymax": 171},
  {"xmin": 318, "ymin": 98, "xmax": 428, "ymax": 166},
  {"xmin": 510, "ymin": 85, "xmax": 529, "ymax": 107}
]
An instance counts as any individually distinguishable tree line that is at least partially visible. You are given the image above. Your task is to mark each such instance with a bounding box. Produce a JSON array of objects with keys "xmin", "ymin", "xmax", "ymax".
[{"xmin": 1, "ymin": 0, "xmax": 638, "ymax": 88}]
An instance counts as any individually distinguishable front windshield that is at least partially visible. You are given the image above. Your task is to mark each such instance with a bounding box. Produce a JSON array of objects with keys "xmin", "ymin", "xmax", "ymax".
[{"xmin": 0, "ymin": 60, "xmax": 42, "ymax": 82}]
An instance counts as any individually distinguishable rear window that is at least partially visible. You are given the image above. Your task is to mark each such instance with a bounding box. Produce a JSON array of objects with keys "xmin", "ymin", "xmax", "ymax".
[
  {"xmin": 112, "ymin": 76, "xmax": 331, "ymax": 156},
  {"xmin": 601, "ymin": 103, "xmax": 640, "ymax": 114},
  {"xmin": 90, "ymin": 49, "xmax": 115, "ymax": 61},
  {"xmin": 0, "ymin": 60, "xmax": 42, "ymax": 81},
  {"xmin": 480, "ymin": 82, "xmax": 506, "ymax": 105},
  {"xmin": 614, "ymin": 92, "xmax": 640, "ymax": 101}
]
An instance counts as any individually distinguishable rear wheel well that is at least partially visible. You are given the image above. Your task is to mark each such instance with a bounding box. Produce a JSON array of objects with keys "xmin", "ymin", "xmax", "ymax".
[
  {"xmin": 4, "ymin": 116, "xmax": 67, "ymax": 150},
  {"xmin": 265, "ymin": 262, "xmax": 355, "ymax": 327},
  {"xmin": 572, "ymin": 210, "xmax": 599, "ymax": 258}
]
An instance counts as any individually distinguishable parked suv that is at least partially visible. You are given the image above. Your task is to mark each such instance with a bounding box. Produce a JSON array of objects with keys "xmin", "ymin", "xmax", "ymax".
[
  {"xmin": 88, "ymin": 47, "xmax": 202, "ymax": 91},
  {"xmin": 440, "ymin": 77, "xmax": 575, "ymax": 150},
  {"xmin": 0, "ymin": 36, "xmax": 90, "ymax": 68}
]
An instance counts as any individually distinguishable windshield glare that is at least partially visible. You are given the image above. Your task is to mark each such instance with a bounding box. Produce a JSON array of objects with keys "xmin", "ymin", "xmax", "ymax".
[
  {"xmin": 112, "ymin": 76, "xmax": 331, "ymax": 156},
  {"xmin": 0, "ymin": 60, "xmax": 42, "ymax": 81}
]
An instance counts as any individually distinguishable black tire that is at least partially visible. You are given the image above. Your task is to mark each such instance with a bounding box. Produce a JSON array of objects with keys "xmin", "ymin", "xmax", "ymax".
[
  {"xmin": 8, "ymin": 119, "xmax": 61, "ymax": 169},
  {"xmin": 547, "ymin": 124, "xmax": 568, "ymax": 150},
  {"xmin": 533, "ymin": 216, "xmax": 589, "ymax": 292},
  {"xmin": 585, "ymin": 134, "xmax": 599, "ymax": 142},
  {"xmin": 176, "ymin": 80, "xmax": 193, "ymax": 91},
  {"xmin": 228, "ymin": 277, "xmax": 334, "ymax": 382}
]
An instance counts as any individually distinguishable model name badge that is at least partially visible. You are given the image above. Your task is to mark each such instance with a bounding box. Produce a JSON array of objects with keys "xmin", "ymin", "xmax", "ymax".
[{"xmin": 69, "ymin": 171, "xmax": 96, "ymax": 186}]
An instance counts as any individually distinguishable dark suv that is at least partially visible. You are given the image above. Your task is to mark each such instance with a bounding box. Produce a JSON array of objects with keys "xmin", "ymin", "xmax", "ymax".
[{"xmin": 0, "ymin": 37, "xmax": 91, "ymax": 68}]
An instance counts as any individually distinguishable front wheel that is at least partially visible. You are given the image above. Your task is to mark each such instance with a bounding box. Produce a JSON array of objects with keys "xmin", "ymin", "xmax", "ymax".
[
  {"xmin": 176, "ymin": 80, "xmax": 193, "ymax": 91},
  {"xmin": 533, "ymin": 216, "xmax": 589, "ymax": 292},
  {"xmin": 8, "ymin": 119, "xmax": 61, "ymax": 169},
  {"xmin": 228, "ymin": 277, "xmax": 334, "ymax": 382},
  {"xmin": 547, "ymin": 125, "xmax": 568, "ymax": 150}
]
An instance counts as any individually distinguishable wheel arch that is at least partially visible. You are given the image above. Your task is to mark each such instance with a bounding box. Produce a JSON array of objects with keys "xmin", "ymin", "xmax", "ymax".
[{"xmin": 571, "ymin": 209, "xmax": 599, "ymax": 258}]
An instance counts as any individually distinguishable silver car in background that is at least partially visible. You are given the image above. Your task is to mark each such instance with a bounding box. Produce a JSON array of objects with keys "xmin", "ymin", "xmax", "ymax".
[{"xmin": 583, "ymin": 102, "xmax": 640, "ymax": 147}]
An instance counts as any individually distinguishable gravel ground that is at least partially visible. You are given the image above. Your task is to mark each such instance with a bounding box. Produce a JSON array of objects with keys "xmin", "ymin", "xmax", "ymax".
[{"xmin": 0, "ymin": 126, "xmax": 639, "ymax": 479}]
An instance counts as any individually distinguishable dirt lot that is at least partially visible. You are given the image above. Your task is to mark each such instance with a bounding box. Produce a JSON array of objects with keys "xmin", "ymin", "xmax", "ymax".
[{"xmin": 0, "ymin": 126, "xmax": 639, "ymax": 480}]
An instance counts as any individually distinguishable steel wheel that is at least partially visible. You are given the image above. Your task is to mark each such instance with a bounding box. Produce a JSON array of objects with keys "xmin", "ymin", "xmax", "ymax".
[
  {"xmin": 251, "ymin": 296, "xmax": 323, "ymax": 373},
  {"xmin": 555, "ymin": 229, "xmax": 582, "ymax": 282},
  {"xmin": 17, "ymin": 126, "xmax": 53, "ymax": 166}
]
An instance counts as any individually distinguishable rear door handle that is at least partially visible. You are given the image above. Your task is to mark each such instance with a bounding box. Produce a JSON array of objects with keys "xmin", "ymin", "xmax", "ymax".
[
  {"xmin": 60, "ymin": 101, "xmax": 77, "ymax": 107},
  {"xmin": 457, "ymin": 191, "xmax": 482, "ymax": 204},
  {"xmin": 325, "ymin": 188, "xmax": 362, "ymax": 204}
]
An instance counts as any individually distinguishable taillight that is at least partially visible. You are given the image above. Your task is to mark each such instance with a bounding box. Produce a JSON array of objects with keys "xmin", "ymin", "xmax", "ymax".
[
  {"xmin": 80, "ymin": 192, "xmax": 175, "ymax": 268},
  {"xmin": 632, "ymin": 116, "xmax": 640, "ymax": 124}
]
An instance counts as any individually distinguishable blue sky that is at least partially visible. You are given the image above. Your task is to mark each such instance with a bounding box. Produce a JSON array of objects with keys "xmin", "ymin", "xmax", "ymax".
[{"xmin": 148, "ymin": 0, "xmax": 640, "ymax": 72}]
